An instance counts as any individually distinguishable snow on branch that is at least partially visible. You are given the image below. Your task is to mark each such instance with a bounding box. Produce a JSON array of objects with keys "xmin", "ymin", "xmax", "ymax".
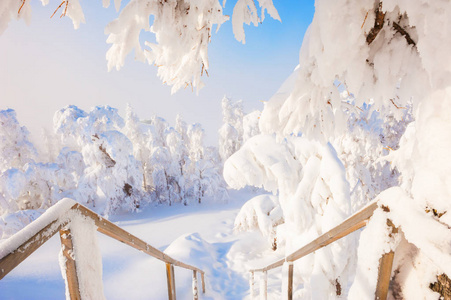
[
  {"xmin": 232, "ymin": 0, "xmax": 280, "ymax": 44},
  {"xmin": 0, "ymin": 0, "xmax": 279, "ymax": 93}
]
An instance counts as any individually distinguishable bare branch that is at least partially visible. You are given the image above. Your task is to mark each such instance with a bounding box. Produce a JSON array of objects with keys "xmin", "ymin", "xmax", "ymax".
[
  {"xmin": 393, "ymin": 21, "xmax": 416, "ymax": 46},
  {"xmin": 51, "ymin": 1, "xmax": 69, "ymax": 19}
]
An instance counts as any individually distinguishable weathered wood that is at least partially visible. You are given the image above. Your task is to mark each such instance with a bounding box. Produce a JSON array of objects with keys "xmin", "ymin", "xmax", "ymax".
[
  {"xmin": 192, "ymin": 270, "xmax": 199, "ymax": 300},
  {"xmin": 375, "ymin": 218, "xmax": 397, "ymax": 300},
  {"xmin": 375, "ymin": 250, "xmax": 394, "ymax": 300},
  {"xmin": 59, "ymin": 228, "xmax": 81, "ymax": 300},
  {"xmin": 287, "ymin": 262, "xmax": 293, "ymax": 300},
  {"xmin": 260, "ymin": 271, "xmax": 267, "ymax": 300},
  {"xmin": 201, "ymin": 272, "xmax": 206, "ymax": 294},
  {"xmin": 166, "ymin": 263, "xmax": 176, "ymax": 300},
  {"xmin": 250, "ymin": 271, "xmax": 255, "ymax": 299},
  {"xmin": 0, "ymin": 217, "xmax": 68, "ymax": 280}
]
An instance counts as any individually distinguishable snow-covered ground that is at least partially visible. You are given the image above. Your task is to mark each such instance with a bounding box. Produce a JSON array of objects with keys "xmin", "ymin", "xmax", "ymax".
[{"xmin": 0, "ymin": 189, "xmax": 284, "ymax": 300}]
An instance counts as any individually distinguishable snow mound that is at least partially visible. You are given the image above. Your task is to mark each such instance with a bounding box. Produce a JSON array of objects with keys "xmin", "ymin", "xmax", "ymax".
[{"xmin": 165, "ymin": 232, "xmax": 247, "ymax": 299}]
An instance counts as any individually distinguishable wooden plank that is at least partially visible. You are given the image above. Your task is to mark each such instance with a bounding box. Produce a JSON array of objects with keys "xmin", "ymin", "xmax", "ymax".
[
  {"xmin": 59, "ymin": 228, "xmax": 81, "ymax": 300},
  {"xmin": 0, "ymin": 218, "xmax": 67, "ymax": 280},
  {"xmin": 192, "ymin": 270, "xmax": 199, "ymax": 300},
  {"xmin": 286, "ymin": 202, "xmax": 378, "ymax": 262},
  {"xmin": 166, "ymin": 263, "xmax": 177, "ymax": 300},
  {"xmin": 287, "ymin": 263, "xmax": 293, "ymax": 300}
]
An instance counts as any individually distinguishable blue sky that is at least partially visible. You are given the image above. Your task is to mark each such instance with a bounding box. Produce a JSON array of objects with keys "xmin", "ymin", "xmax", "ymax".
[{"xmin": 0, "ymin": 0, "xmax": 314, "ymax": 146}]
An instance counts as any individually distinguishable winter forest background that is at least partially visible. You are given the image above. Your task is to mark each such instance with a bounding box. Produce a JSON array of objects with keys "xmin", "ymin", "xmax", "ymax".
[{"xmin": 2, "ymin": 0, "xmax": 451, "ymax": 299}]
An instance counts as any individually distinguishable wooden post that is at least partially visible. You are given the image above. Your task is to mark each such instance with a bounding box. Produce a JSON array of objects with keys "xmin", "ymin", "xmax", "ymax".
[
  {"xmin": 59, "ymin": 228, "xmax": 81, "ymax": 300},
  {"xmin": 166, "ymin": 263, "xmax": 176, "ymax": 300},
  {"xmin": 250, "ymin": 271, "xmax": 255, "ymax": 299},
  {"xmin": 201, "ymin": 272, "xmax": 206, "ymax": 294},
  {"xmin": 260, "ymin": 271, "xmax": 267, "ymax": 300},
  {"xmin": 375, "ymin": 218, "xmax": 397, "ymax": 300},
  {"xmin": 192, "ymin": 270, "xmax": 199, "ymax": 300},
  {"xmin": 375, "ymin": 251, "xmax": 395, "ymax": 300},
  {"xmin": 287, "ymin": 262, "xmax": 293, "ymax": 300}
]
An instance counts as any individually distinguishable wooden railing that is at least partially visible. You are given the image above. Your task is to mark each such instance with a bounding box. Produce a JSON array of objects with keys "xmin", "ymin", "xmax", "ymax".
[
  {"xmin": 0, "ymin": 199, "xmax": 206, "ymax": 300},
  {"xmin": 249, "ymin": 201, "xmax": 396, "ymax": 300}
]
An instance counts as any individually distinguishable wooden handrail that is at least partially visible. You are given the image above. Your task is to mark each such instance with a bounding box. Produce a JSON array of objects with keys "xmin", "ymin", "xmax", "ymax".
[
  {"xmin": 250, "ymin": 201, "xmax": 378, "ymax": 273},
  {"xmin": 0, "ymin": 199, "xmax": 206, "ymax": 299},
  {"xmin": 249, "ymin": 200, "xmax": 395, "ymax": 300}
]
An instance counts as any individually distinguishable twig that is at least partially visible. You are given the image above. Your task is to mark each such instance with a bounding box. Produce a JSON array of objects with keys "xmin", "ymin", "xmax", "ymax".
[
  {"xmin": 383, "ymin": 146, "xmax": 395, "ymax": 151},
  {"xmin": 361, "ymin": 11, "xmax": 369, "ymax": 29},
  {"xmin": 392, "ymin": 21, "xmax": 416, "ymax": 46},
  {"xmin": 62, "ymin": 0, "xmax": 69, "ymax": 18},
  {"xmin": 389, "ymin": 98, "xmax": 407, "ymax": 110},
  {"xmin": 51, "ymin": 1, "xmax": 69, "ymax": 19},
  {"xmin": 18, "ymin": 0, "xmax": 26, "ymax": 14}
]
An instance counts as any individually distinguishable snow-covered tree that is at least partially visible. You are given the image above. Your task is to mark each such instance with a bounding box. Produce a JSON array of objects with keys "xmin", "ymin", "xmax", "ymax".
[
  {"xmin": 226, "ymin": 0, "xmax": 451, "ymax": 298},
  {"xmin": 185, "ymin": 123, "xmax": 226, "ymax": 203},
  {"xmin": 0, "ymin": 109, "xmax": 76, "ymax": 214},
  {"xmin": 165, "ymin": 127, "xmax": 186, "ymax": 204},
  {"xmin": 225, "ymin": 134, "xmax": 355, "ymax": 297},
  {"xmin": 242, "ymin": 110, "xmax": 261, "ymax": 143},
  {"xmin": 124, "ymin": 104, "xmax": 151, "ymax": 191},
  {"xmin": 54, "ymin": 105, "xmax": 144, "ymax": 215},
  {"xmin": 218, "ymin": 96, "xmax": 244, "ymax": 162},
  {"xmin": 0, "ymin": 109, "xmax": 37, "ymax": 172}
]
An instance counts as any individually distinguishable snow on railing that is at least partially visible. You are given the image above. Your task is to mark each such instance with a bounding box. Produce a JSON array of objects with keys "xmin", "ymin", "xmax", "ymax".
[
  {"xmin": 0, "ymin": 198, "xmax": 206, "ymax": 300},
  {"xmin": 248, "ymin": 201, "xmax": 397, "ymax": 300}
]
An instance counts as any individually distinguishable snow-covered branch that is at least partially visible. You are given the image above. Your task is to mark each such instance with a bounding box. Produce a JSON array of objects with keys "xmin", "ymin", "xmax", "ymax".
[{"xmin": 1, "ymin": 0, "xmax": 279, "ymax": 93}]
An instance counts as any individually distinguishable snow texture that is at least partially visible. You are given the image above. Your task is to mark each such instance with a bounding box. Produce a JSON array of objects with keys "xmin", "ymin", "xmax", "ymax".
[{"xmin": 60, "ymin": 210, "xmax": 105, "ymax": 300}]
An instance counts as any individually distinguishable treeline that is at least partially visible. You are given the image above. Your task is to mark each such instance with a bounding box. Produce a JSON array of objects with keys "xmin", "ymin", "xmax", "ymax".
[{"xmin": 0, "ymin": 104, "xmax": 234, "ymax": 216}]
